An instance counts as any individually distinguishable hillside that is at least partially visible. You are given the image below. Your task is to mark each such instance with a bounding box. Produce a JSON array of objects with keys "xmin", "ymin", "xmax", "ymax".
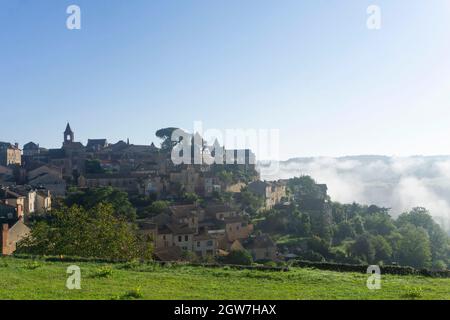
[
  {"xmin": 260, "ymin": 155, "xmax": 450, "ymax": 231},
  {"xmin": 1, "ymin": 257, "xmax": 449, "ymax": 300}
]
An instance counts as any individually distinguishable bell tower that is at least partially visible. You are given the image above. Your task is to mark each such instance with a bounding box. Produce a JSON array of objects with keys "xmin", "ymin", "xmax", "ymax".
[{"xmin": 63, "ymin": 123, "xmax": 74, "ymax": 146}]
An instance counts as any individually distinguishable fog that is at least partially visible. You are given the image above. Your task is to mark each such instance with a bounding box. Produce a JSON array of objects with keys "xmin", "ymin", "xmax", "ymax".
[{"xmin": 260, "ymin": 156, "xmax": 450, "ymax": 230}]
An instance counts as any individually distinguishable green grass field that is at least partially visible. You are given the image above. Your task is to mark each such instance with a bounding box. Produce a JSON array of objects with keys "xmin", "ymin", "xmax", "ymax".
[{"xmin": 1, "ymin": 257, "xmax": 449, "ymax": 300}]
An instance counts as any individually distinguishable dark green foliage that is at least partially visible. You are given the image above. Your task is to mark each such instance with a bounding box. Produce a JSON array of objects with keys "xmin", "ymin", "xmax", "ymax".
[
  {"xmin": 350, "ymin": 234, "xmax": 376, "ymax": 264},
  {"xmin": 140, "ymin": 200, "xmax": 170, "ymax": 218},
  {"xmin": 257, "ymin": 176, "xmax": 449, "ymax": 269},
  {"xmin": 307, "ymin": 236, "xmax": 332, "ymax": 259},
  {"xmin": 17, "ymin": 204, "xmax": 153, "ymax": 261},
  {"xmin": 397, "ymin": 224, "xmax": 432, "ymax": 269},
  {"xmin": 240, "ymin": 188, "xmax": 264, "ymax": 214},
  {"xmin": 333, "ymin": 221, "xmax": 356, "ymax": 245},
  {"xmin": 65, "ymin": 187, "xmax": 136, "ymax": 221},
  {"xmin": 155, "ymin": 127, "xmax": 181, "ymax": 151},
  {"xmin": 222, "ymin": 250, "xmax": 253, "ymax": 266}
]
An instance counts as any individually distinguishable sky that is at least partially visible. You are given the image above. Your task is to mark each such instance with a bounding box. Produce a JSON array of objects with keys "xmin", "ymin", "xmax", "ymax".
[{"xmin": 1, "ymin": 0, "xmax": 450, "ymax": 160}]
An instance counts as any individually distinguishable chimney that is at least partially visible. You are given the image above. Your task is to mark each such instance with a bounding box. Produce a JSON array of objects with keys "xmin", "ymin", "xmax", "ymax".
[
  {"xmin": 17, "ymin": 204, "xmax": 23, "ymax": 220},
  {"xmin": 1, "ymin": 224, "xmax": 8, "ymax": 255}
]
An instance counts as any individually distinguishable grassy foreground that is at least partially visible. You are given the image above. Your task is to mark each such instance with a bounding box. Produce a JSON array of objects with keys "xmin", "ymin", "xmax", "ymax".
[{"xmin": 1, "ymin": 257, "xmax": 449, "ymax": 300}]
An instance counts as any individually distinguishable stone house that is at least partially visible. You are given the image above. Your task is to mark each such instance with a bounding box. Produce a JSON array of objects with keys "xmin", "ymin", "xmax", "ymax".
[
  {"xmin": 248, "ymin": 180, "xmax": 287, "ymax": 210},
  {"xmin": 0, "ymin": 189, "xmax": 25, "ymax": 217},
  {"xmin": 28, "ymin": 172, "xmax": 66, "ymax": 197},
  {"xmin": 166, "ymin": 223, "xmax": 196, "ymax": 252},
  {"xmin": 169, "ymin": 204, "xmax": 203, "ymax": 232},
  {"xmin": 0, "ymin": 142, "xmax": 21, "ymax": 167},
  {"xmin": 78, "ymin": 173, "xmax": 145, "ymax": 194},
  {"xmin": 0, "ymin": 202, "xmax": 23, "ymax": 223},
  {"xmin": 1, "ymin": 187, "xmax": 51, "ymax": 215},
  {"xmin": 2, "ymin": 188, "xmax": 35, "ymax": 214},
  {"xmin": 1, "ymin": 221, "xmax": 30, "ymax": 255},
  {"xmin": 35, "ymin": 190, "xmax": 52, "ymax": 213},
  {"xmin": 169, "ymin": 165, "xmax": 201, "ymax": 194},
  {"xmin": 224, "ymin": 216, "xmax": 253, "ymax": 242},
  {"xmin": 204, "ymin": 204, "xmax": 238, "ymax": 221},
  {"xmin": 193, "ymin": 233, "xmax": 217, "ymax": 257},
  {"xmin": 244, "ymin": 234, "xmax": 277, "ymax": 261}
]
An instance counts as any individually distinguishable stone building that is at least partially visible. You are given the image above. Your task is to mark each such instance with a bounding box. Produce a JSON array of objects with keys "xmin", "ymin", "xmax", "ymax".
[
  {"xmin": 0, "ymin": 142, "xmax": 21, "ymax": 167},
  {"xmin": 248, "ymin": 180, "xmax": 287, "ymax": 210}
]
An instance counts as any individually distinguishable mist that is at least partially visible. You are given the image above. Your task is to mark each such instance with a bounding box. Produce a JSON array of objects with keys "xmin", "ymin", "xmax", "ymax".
[{"xmin": 260, "ymin": 155, "xmax": 450, "ymax": 230}]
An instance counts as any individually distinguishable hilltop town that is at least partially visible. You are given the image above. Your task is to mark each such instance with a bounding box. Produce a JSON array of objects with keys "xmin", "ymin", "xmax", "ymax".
[
  {"xmin": 2, "ymin": 124, "xmax": 449, "ymax": 271},
  {"xmin": 1, "ymin": 124, "xmax": 291, "ymax": 262}
]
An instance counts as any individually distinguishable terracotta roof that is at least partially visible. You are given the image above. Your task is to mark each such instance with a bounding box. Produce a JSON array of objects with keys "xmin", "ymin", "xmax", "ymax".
[
  {"xmin": 194, "ymin": 233, "xmax": 215, "ymax": 241},
  {"xmin": 167, "ymin": 223, "xmax": 196, "ymax": 235},
  {"xmin": 169, "ymin": 204, "xmax": 199, "ymax": 218}
]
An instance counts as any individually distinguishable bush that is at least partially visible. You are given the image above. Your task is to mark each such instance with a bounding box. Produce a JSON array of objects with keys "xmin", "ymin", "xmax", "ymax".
[
  {"xmin": 121, "ymin": 287, "xmax": 143, "ymax": 300},
  {"xmin": 402, "ymin": 287, "xmax": 423, "ymax": 300},
  {"xmin": 432, "ymin": 260, "xmax": 447, "ymax": 271},
  {"xmin": 222, "ymin": 250, "xmax": 253, "ymax": 266},
  {"xmin": 92, "ymin": 266, "xmax": 114, "ymax": 278},
  {"xmin": 24, "ymin": 261, "xmax": 41, "ymax": 270}
]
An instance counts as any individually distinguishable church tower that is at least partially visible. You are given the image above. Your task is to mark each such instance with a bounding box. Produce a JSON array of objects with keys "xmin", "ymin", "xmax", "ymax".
[{"xmin": 63, "ymin": 123, "xmax": 74, "ymax": 146}]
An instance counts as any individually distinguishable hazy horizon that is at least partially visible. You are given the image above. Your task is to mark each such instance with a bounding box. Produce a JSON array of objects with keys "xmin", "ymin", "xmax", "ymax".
[{"xmin": 2, "ymin": 0, "xmax": 450, "ymax": 160}]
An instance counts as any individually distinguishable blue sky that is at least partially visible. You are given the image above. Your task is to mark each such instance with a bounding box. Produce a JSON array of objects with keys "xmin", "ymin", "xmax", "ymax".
[{"xmin": 1, "ymin": 0, "xmax": 450, "ymax": 160}]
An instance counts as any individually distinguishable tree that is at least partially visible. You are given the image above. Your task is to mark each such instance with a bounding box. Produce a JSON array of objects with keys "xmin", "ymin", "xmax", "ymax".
[
  {"xmin": 18, "ymin": 204, "xmax": 152, "ymax": 260},
  {"xmin": 364, "ymin": 213, "xmax": 396, "ymax": 236},
  {"xmin": 240, "ymin": 189, "xmax": 264, "ymax": 214},
  {"xmin": 183, "ymin": 192, "xmax": 200, "ymax": 205},
  {"xmin": 371, "ymin": 235, "xmax": 393, "ymax": 263},
  {"xmin": 351, "ymin": 215, "xmax": 365, "ymax": 235},
  {"xmin": 397, "ymin": 224, "xmax": 432, "ymax": 269},
  {"xmin": 218, "ymin": 170, "xmax": 233, "ymax": 185},
  {"xmin": 65, "ymin": 187, "xmax": 136, "ymax": 221},
  {"xmin": 307, "ymin": 236, "xmax": 331, "ymax": 258},
  {"xmin": 223, "ymin": 250, "xmax": 253, "ymax": 266},
  {"xmin": 397, "ymin": 207, "xmax": 449, "ymax": 266},
  {"xmin": 334, "ymin": 221, "xmax": 356, "ymax": 244},
  {"xmin": 155, "ymin": 127, "xmax": 182, "ymax": 151},
  {"xmin": 140, "ymin": 200, "xmax": 170, "ymax": 219},
  {"xmin": 349, "ymin": 233, "xmax": 375, "ymax": 264}
]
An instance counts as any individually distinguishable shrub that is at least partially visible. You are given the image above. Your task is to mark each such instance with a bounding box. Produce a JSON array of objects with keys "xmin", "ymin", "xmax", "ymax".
[
  {"xmin": 24, "ymin": 261, "xmax": 41, "ymax": 270},
  {"xmin": 222, "ymin": 250, "xmax": 253, "ymax": 266},
  {"xmin": 432, "ymin": 260, "xmax": 447, "ymax": 271},
  {"xmin": 402, "ymin": 287, "xmax": 423, "ymax": 300},
  {"xmin": 121, "ymin": 287, "xmax": 143, "ymax": 299},
  {"xmin": 92, "ymin": 266, "xmax": 114, "ymax": 278}
]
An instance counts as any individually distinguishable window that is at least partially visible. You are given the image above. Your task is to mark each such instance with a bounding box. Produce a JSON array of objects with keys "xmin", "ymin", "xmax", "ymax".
[
  {"xmin": 197, "ymin": 242, "xmax": 201, "ymax": 247},
  {"xmin": 185, "ymin": 235, "xmax": 189, "ymax": 241},
  {"xmin": 207, "ymin": 240, "xmax": 213, "ymax": 247},
  {"xmin": 178, "ymin": 236, "xmax": 182, "ymax": 242}
]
